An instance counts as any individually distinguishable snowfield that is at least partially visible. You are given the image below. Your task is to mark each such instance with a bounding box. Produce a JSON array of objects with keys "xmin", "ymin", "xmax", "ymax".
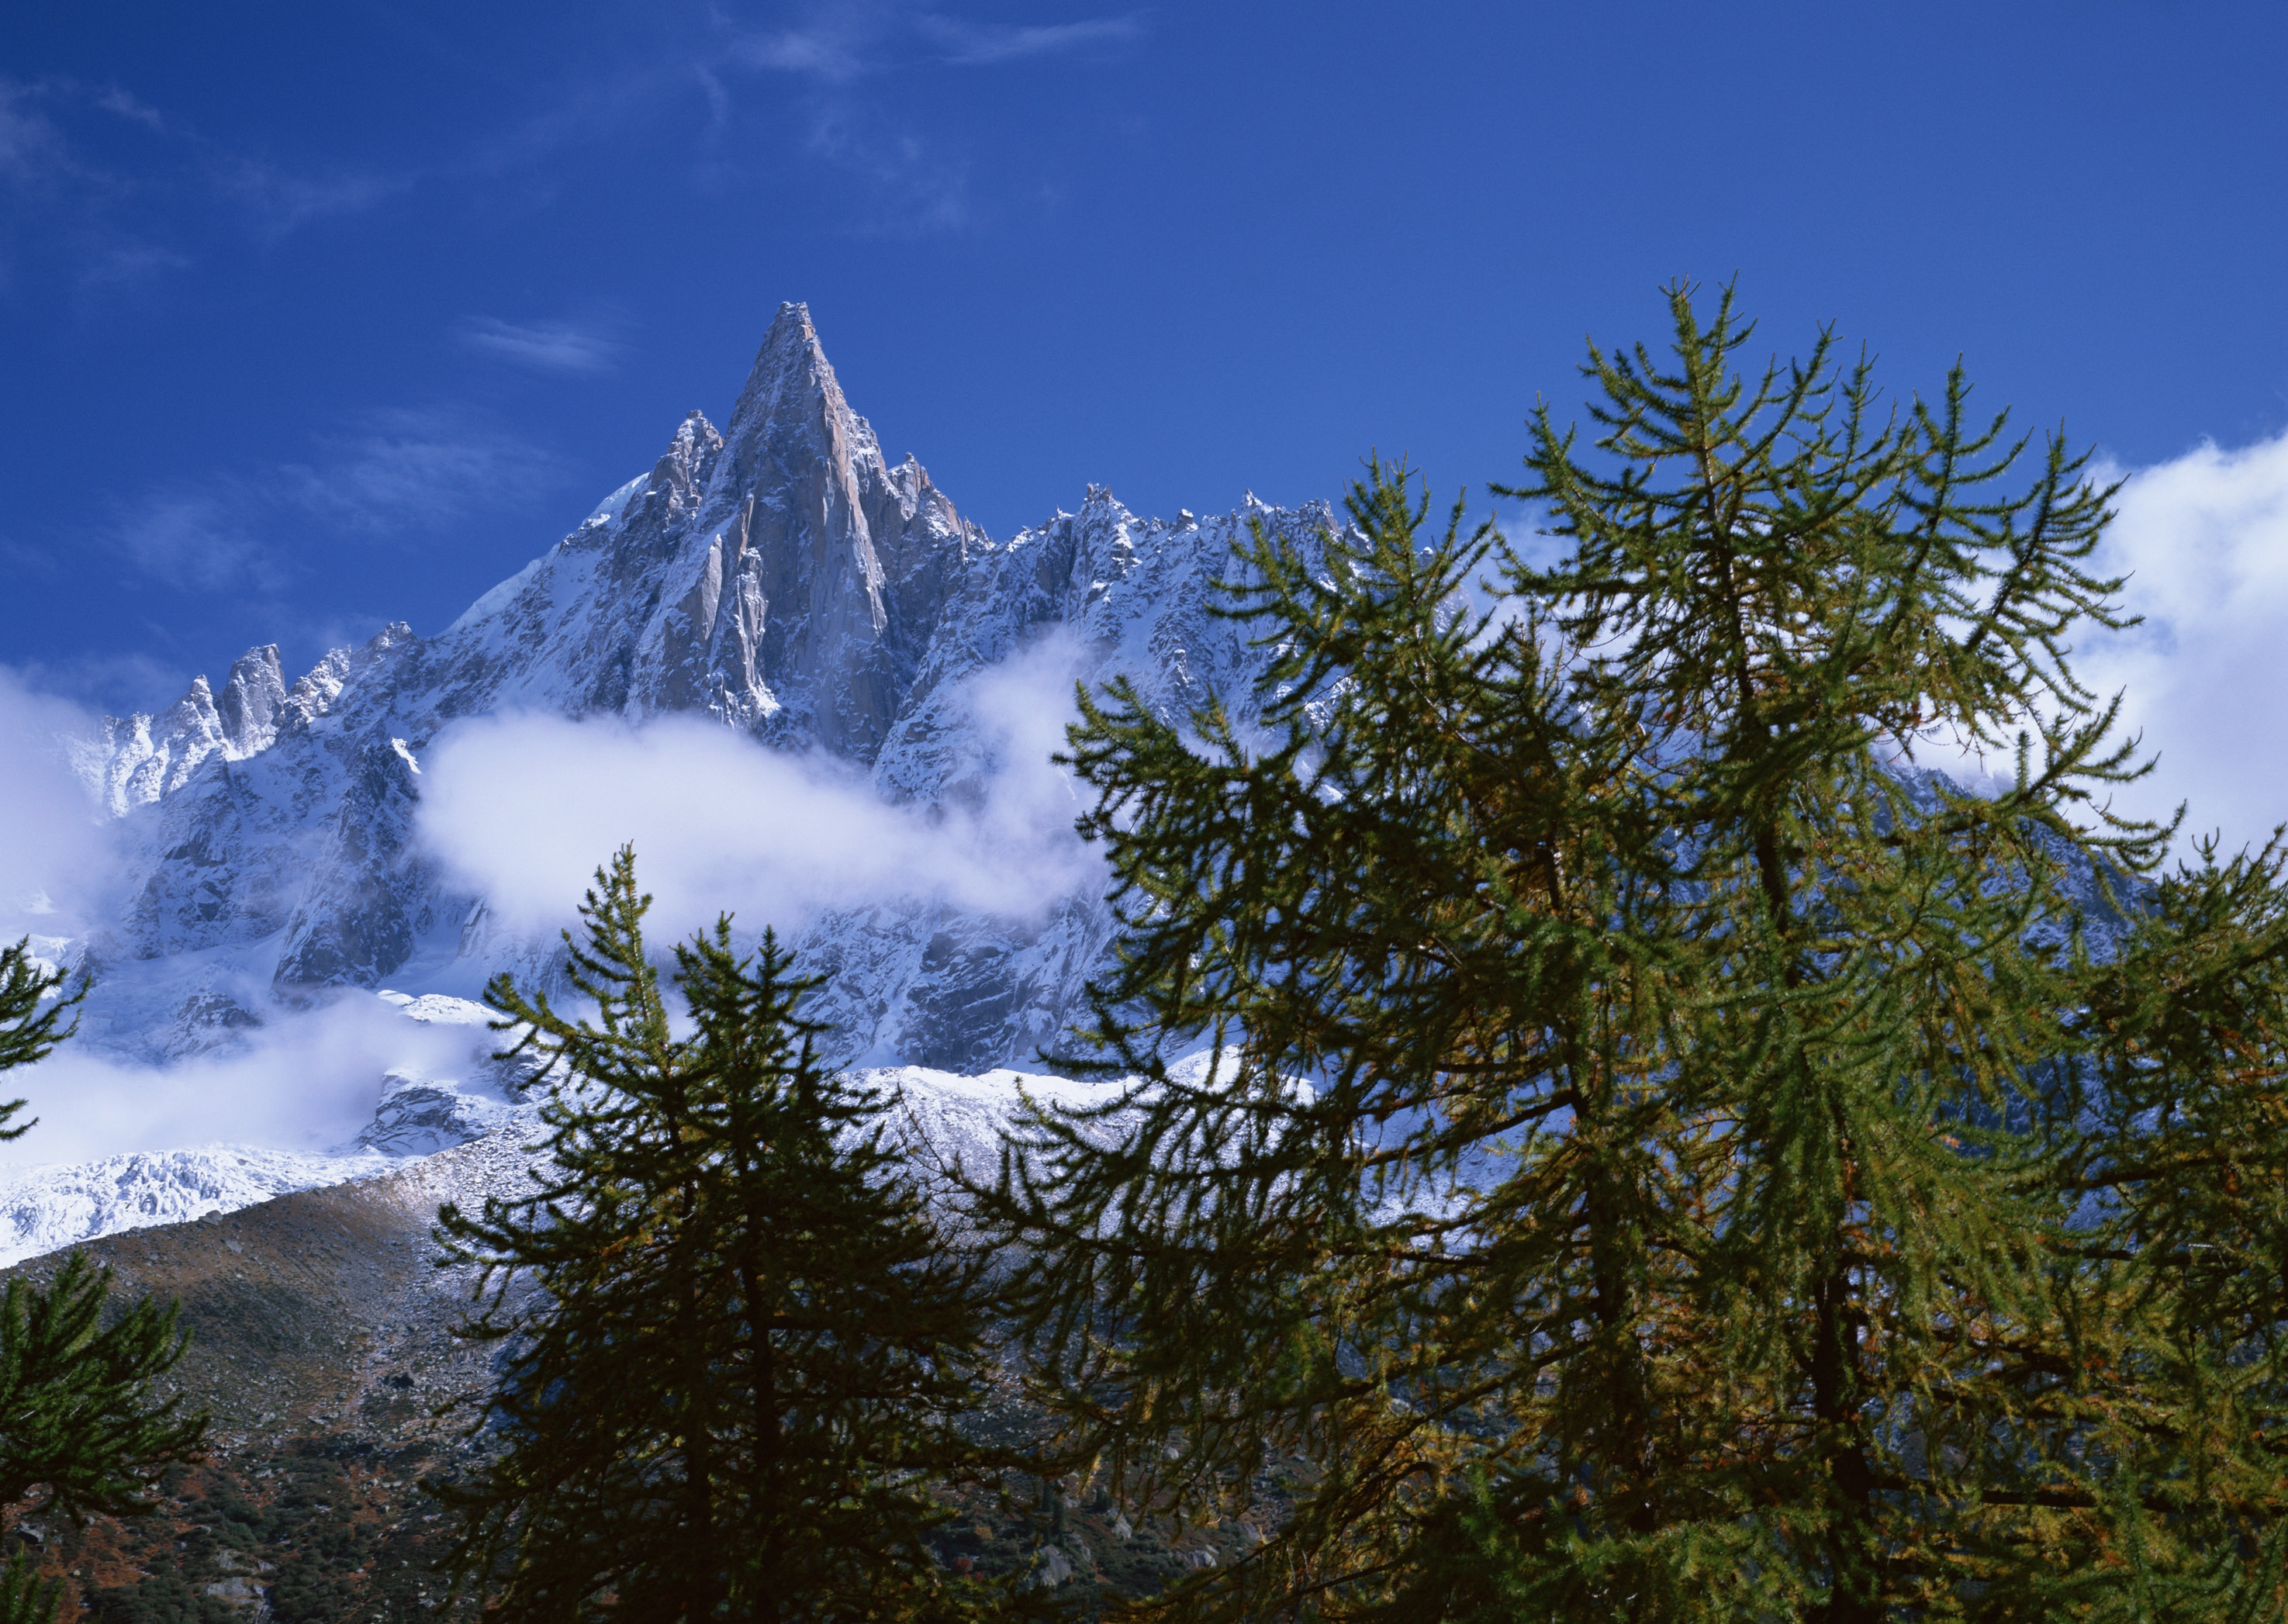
[{"xmin": 0, "ymin": 1146, "xmax": 403, "ymax": 1269}]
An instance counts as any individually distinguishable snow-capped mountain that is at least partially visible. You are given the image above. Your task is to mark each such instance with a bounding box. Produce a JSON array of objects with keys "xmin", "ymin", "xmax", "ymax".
[
  {"xmin": 7, "ymin": 306, "xmax": 2144, "ymax": 1271},
  {"xmin": 50, "ymin": 301, "xmax": 1322, "ymax": 1121},
  {"xmin": 0, "ymin": 302, "xmax": 1332, "ymax": 1257}
]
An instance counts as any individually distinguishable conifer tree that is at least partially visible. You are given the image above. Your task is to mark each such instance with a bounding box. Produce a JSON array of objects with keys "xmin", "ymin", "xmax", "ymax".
[
  {"xmin": 0, "ymin": 939, "xmax": 208, "ymax": 1624},
  {"xmin": 434, "ymin": 849, "xmax": 1018, "ymax": 1624},
  {"xmin": 980, "ymin": 283, "xmax": 2228, "ymax": 1620},
  {"xmin": 2002, "ymin": 835, "xmax": 2288, "ymax": 1618}
]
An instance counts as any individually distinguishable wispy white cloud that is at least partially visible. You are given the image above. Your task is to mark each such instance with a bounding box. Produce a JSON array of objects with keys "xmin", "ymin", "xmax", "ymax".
[
  {"xmin": 0, "ymin": 81, "xmax": 187, "ymax": 302},
  {"xmin": 107, "ymin": 408, "xmax": 558, "ymax": 593},
  {"xmin": 0, "ymin": 82, "xmax": 68, "ymax": 187},
  {"xmin": 0, "ymin": 74, "xmax": 413, "ymax": 295},
  {"xmin": 800, "ymin": 102, "xmax": 972, "ymax": 231},
  {"xmin": 0, "ymin": 534, "xmax": 60, "ymax": 580},
  {"xmin": 912, "ymin": 11, "xmax": 1146, "ymax": 65},
  {"xmin": 288, "ymin": 407, "xmax": 558, "ymax": 530},
  {"xmin": 75, "ymin": 241, "xmax": 192, "ymax": 294},
  {"xmin": 216, "ymin": 157, "xmax": 413, "ymax": 236},
  {"xmin": 112, "ymin": 486, "xmax": 278, "ymax": 595},
  {"xmin": 731, "ymin": 5, "xmax": 1146, "ymax": 81},
  {"xmin": 455, "ymin": 315, "xmax": 625, "ymax": 376},
  {"xmin": 89, "ymin": 85, "xmax": 167, "ymax": 133},
  {"xmin": 5, "ymin": 5, "xmax": 1146, "ymax": 286},
  {"xmin": 712, "ymin": 4, "xmax": 1142, "ymax": 232},
  {"xmin": 417, "ymin": 636, "xmax": 1096, "ymax": 942},
  {"xmin": 733, "ymin": 16, "xmax": 879, "ymax": 85}
]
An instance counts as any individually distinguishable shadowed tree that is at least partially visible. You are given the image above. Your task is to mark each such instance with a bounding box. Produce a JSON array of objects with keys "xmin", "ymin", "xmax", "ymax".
[
  {"xmin": 434, "ymin": 848, "xmax": 1028, "ymax": 1624},
  {"xmin": 978, "ymin": 283, "xmax": 2288, "ymax": 1620},
  {"xmin": 0, "ymin": 939, "xmax": 208, "ymax": 1624}
]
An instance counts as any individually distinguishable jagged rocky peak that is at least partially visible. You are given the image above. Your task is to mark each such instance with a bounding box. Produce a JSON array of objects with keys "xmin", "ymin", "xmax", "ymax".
[
  {"xmin": 216, "ymin": 645, "xmax": 287, "ymax": 755},
  {"xmin": 721, "ymin": 303, "xmax": 966, "ymax": 555},
  {"xmin": 610, "ymin": 299, "xmax": 981, "ymax": 760},
  {"xmin": 94, "ymin": 644, "xmax": 304, "ymax": 814},
  {"xmin": 618, "ymin": 409, "xmax": 724, "ymax": 542},
  {"xmin": 163, "ymin": 675, "xmax": 219, "ymax": 741},
  {"xmin": 67, "ymin": 296, "xmax": 1343, "ymax": 1073}
]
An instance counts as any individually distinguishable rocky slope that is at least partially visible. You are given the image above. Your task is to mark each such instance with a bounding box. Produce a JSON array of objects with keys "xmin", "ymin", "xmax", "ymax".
[{"xmin": 0, "ymin": 1067, "xmax": 1227, "ymax": 1622}]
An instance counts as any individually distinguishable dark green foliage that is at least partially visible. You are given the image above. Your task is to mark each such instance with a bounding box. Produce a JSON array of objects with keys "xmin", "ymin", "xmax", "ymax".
[
  {"xmin": 434, "ymin": 849, "xmax": 1018, "ymax": 1623},
  {"xmin": 984, "ymin": 283, "xmax": 2288, "ymax": 1619},
  {"xmin": 82, "ymin": 1574, "xmax": 242, "ymax": 1624},
  {"xmin": 0, "ymin": 942, "xmax": 206, "ymax": 1624},
  {"xmin": 0, "ymin": 1252, "xmax": 206, "ymax": 1517},
  {"xmin": 0, "ymin": 936, "xmax": 84, "ymax": 1138},
  {"xmin": 1975, "ymin": 835, "xmax": 2288, "ymax": 1616},
  {"xmin": 0, "ymin": 1553, "xmax": 60, "ymax": 1624}
]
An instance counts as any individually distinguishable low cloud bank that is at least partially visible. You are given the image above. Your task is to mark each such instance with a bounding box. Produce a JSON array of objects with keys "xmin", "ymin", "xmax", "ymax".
[
  {"xmin": 0, "ymin": 990, "xmax": 489, "ymax": 1167},
  {"xmin": 416, "ymin": 643, "xmax": 1097, "ymax": 944},
  {"xmin": 0, "ymin": 669, "xmax": 120, "ymax": 939}
]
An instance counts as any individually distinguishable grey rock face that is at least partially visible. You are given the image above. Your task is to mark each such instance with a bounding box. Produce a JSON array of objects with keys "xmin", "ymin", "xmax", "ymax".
[
  {"xmin": 711, "ymin": 306, "xmax": 978, "ymax": 757},
  {"xmin": 354, "ymin": 1072, "xmax": 520, "ymax": 1157},
  {"xmin": 71, "ymin": 303, "xmax": 1332, "ymax": 1068},
  {"xmin": 272, "ymin": 722, "xmax": 433, "ymax": 988},
  {"xmin": 216, "ymin": 645, "xmax": 288, "ymax": 755}
]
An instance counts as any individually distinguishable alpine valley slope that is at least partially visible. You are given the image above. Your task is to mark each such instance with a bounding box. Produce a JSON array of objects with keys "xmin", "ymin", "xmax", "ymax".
[{"xmin": 5, "ymin": 302, "xmax": 1331, "ymax": 1260}]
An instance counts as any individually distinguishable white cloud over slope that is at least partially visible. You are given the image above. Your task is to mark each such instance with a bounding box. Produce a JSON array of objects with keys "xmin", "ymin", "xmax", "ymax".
[
  {"xmin": 2081, "ymin": 428, "xmax": 2288, "ymax": 860},
  {"xmin": 416, "ymin": 703, "xmax": 1092, "ymax": 945}
]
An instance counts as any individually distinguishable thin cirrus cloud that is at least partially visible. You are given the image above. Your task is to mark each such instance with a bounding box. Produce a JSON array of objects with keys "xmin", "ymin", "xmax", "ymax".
[
  {"xmin": 76, "ymin": 242, "xmax": 195, "ymax": 295},
  {"xmin": 111, "ymin": 485, "xmax": 278, "ymax": 595},
  {"xmin": 719, "ymin": 5, "xmax": 1144, "ymax": 234},
  {"xmin": 218, "ymin": 156, "xmax": 414, "ymax": 237},
  {"xmin": 0, "ymin": 82, "xmax": 69, "ymax": 187},
  {"xmin": 911, "ymin": 12, "xmax": 1146, "ymax": 66},
  {"xmin": 0, "ymin": 76, "xmax": 413, "ymax": 291},
  {"xmin": 798, "ymin": 102, "xmax": 973, "ymax": 231},
  {"xmin": 732, "ymin": 6, "xmax": 1146, "ymax": 81},
  {"xmin": 734, "ymin": 22, "xmax": 872, "ymax": 83},
  {"xmin": 4, "ymin": 9, "xmax": 1147, "ymax": 285},
  {"xmin": 455, "ymin": 316, "xmax": 625, "ymax": 376},
  {"xmin": 106, "ymin": 406, "xmax": 558, "ymax": 593},
  {"xmin": 287, "ymin": 406, "xmax": 558, "ymax": 530}
]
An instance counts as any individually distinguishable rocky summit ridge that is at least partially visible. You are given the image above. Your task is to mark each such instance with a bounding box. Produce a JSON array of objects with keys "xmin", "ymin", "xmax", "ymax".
[{"xmin": 11, "ymin": 302, "xmax": 1331, "ymax": 1256}]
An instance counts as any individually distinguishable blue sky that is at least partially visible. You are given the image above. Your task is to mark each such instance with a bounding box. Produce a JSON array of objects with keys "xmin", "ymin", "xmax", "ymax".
[{"xmin": 4, "ymin": 1, "xmax": 2286, "ymax": 717}]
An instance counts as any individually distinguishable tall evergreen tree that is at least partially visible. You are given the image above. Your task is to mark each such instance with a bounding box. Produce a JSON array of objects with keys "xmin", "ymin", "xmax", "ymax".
[
  {"xmin": 980, "ymin": 283, "xmax": 2243, "ymax": 1620},
  {"xmin": 0, "ymin": 938, "xmax": 207, "ymax": 1624},
  {"xmin": 434, "ymin": 849, "xmax": 1019, "ymax": 1624},
  {"xmin": 2006, "ymin": 835, "xmax": 2288, "ymax": 1619}
]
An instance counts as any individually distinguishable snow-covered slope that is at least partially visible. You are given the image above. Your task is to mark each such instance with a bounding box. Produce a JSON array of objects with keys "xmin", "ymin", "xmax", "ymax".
[
  {"xmin": 2, "ymin": 302, "xmax": 1327, "ymax": 1258},
  {"xmin": 0, "ymin": 1060, "xmax": 1142, "ymax": 1265},
  {"xmin": 0, "ymin": 1146, "xmax": 400, "ymax": 1269}
]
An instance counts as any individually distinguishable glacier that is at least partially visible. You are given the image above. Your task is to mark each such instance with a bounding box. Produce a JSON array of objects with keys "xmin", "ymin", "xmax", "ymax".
[{"xmin": 8, "ymin": 301, "xmax": 1325, "ymax": 1257}]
